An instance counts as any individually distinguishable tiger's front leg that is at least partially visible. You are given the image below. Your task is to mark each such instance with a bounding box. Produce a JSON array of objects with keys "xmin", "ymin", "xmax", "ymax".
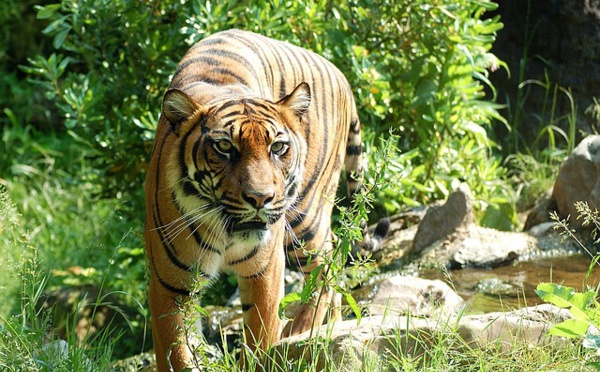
[
  {"xmin": 234, "ymin": 221, "xmax": 286, "ymax": 367},
  {"xmin": 148, "ymin": 275, "xmax": 195, "ymax": 372}
]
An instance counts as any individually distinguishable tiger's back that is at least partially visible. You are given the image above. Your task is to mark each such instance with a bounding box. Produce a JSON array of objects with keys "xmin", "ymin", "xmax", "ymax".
[{"xmin": 145, "ymin": 29, "xmax": 368, "ymax": 371}]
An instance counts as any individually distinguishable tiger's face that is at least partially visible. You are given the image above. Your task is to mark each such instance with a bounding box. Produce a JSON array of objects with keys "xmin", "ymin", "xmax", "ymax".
[{"xmin": 163, "ymin": 84, "xmax": 310, "ymax": 249}]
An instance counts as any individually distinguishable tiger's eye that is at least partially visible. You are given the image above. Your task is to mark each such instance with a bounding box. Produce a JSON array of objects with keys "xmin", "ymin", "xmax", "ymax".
[
  {"xmin": 214, "ymin": 140, "xmax": 233, "ymax": 154},
  {"xmin": 271, "ymin": 141, "xmax": 288, "ymax": 155}
]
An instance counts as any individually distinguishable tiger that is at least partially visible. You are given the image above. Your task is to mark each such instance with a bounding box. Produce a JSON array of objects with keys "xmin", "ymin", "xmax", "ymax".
[{"xmin": 144, "ymin": 29, "xmax": 389, "ymax": 371}]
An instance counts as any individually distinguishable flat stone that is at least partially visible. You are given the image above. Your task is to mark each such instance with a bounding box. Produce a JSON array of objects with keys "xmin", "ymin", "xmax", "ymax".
[
  {"xmin": 369, "ymin": 275, "xmax": 464, "ymax": 316},
  {"xmin": 450, "ymin": 225, "xmax": 537, "ymax": 268}
]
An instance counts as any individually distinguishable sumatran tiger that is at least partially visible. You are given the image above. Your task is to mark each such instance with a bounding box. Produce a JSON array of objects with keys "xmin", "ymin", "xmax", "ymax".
[{"xmin": 144, "ymin": 29, "xmax": 389, "ymax": 371}]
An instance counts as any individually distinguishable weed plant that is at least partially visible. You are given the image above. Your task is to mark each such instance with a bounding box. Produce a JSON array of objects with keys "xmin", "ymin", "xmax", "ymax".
[
  {"xmin": 0, "ymin": 187, "xmax": 115, "ymax": 371},
  {"xmin": 534, "ymin": 202, "xmax": 600, "ymax": 370}
]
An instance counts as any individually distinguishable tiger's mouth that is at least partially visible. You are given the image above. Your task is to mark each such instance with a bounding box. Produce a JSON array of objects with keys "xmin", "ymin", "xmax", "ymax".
[{"xmin": 230, "ymin": 221, "xmax": 268, "ymax": 232}]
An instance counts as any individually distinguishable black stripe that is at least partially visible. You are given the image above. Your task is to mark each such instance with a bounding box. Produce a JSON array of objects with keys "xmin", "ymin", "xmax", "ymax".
[
  {"xmin": 158, "ymin": 276, "xmax": 190, "ymax": 296},
  {"xmin": 241, "ymin": 303, "xmax": 254, "ymax": 311},
  {"xmin": 155, "ymin": 131, "xmax": 221, "ymax": 258},
  {"xmin": 289, "ymin": 192, "xmax": 324, "ymax": 229},
  {"xmin": 287, "ymin": 252, "xmax": 319, "ymax": 269},
  {"xmin": 285, "ymin": 229, "xmax": 316, "ymax": 251},
  {"xmin": 178, "ymin": 124, "xmax": 195, "ymax": 184},
  {"xmin": 209, "ymin": 67, "xmax": 250, "ymax": 86},
  {"xmin": 245, "ymin": 99, "xmax": 278, "ymax": 115},
  {"xmin": 294, "ymin": 53, "xmax": 329, "ymax": 202},
  {"xmin": 180, "ymin": 78, "xmax": 223, "ymax": 91},
  {"xmin": 212, "ymin": 99, "xmax": 244, "ymax": 115},
  {"xmin": 200, "ymin": 48, "xmax": 252, "ymax": 64},
  {"xmin": 152, "ymin": 132, "xmax": 194, "ymax": 271},
  {"xmin": 279, "ymin": 45, "xmax": 299, "ymax": 93},
  {"xmin": 182, "ymin": 180, "xmax": 197, "ymax": 196},
  {"xmin": 149, "ymin": 245, "xmax": 190, "ymax": 296},
  {"xmin": 238, "ymin": 264, "xmax": 269, "ymax": 279},
  {"xmin": 226, "ymin": 31, "xmax": 275, "ymax": 97},
  {"xmin": 346, "ymin": 144, "xmax": 362, "ymax": 156},
  {"xmin": 349, "ymin": 119, "xmax": 361, "ymax": 134},
  {"xmin": 173, "ymin": 56, "xmax": 221, "ymax": 79},
  {"xmin": 152, "ymin": 208, "xmax": 193, "ymax": 271},
  {"xmin": 192, "ymin": 140, "xmax": 202, "ymax": 171},
  {"xmin": 228, "ymin": 245, "xmax": 260, "ymax": 266}
]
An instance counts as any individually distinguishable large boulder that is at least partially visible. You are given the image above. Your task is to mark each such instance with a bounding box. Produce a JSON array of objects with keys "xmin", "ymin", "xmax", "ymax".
[{"xmin": 552, "ymin": 135, "xmax": 600, "ymax": 228}]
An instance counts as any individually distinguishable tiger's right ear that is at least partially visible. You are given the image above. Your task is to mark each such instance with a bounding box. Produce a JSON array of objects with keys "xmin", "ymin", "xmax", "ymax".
[{"xmin": 162, "ymin": 89, "xmax": 199, "ymax": 134}]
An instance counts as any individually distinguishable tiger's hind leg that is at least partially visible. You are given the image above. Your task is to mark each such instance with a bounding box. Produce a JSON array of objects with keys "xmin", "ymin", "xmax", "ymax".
[{"xmin": 282, "ymin": 236, "xmax": 341, "ymax": 337}]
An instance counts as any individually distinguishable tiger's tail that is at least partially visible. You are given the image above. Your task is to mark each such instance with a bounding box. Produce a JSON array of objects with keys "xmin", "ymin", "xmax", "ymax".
[{"xmin": 345, "ymin": 107, "xmax": 389, "ymax": 253}]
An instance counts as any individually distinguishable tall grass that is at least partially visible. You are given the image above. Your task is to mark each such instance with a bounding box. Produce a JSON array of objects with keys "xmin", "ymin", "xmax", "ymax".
[
  {"xmin": 0, "ymin": 185, "xmax": 151, "ymax": 370},
  {"xmin": 0, "ymin": 121, "xmax": 149, "ymax": 368}
]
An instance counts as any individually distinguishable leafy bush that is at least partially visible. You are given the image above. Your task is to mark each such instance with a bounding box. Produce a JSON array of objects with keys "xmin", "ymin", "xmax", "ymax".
[
  {"xmin": 0, "ymin": 0, "xmax": 55, "ymax": 128},
  {"xmin": 29, "ymin": 0, "xmax": 509, "ymax": 224}
]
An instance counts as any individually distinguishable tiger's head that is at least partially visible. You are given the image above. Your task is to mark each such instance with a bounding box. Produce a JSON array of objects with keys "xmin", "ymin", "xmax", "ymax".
[{"xmin": 162, "ymin": 83, "xmax": 310, "ymax": 248}]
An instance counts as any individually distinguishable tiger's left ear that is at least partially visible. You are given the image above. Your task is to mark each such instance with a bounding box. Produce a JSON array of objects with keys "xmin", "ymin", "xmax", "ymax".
[
  {"xmin": 163, "ymin": 89, "xmax": 200, "ymax": 135},
  {"xmin": 277, "ymin": 82, "xmax": 311, "ymax": 117}
]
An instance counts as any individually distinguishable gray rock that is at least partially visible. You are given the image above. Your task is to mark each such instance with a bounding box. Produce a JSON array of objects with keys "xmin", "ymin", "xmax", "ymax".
[
  {"xmin": 369, "ymin": 275, "xmax": 464, "ymax": 316},
  {"xmin": 412, "ymin": 184, "xmax": 473, "ymax": 255},
  {"xmin": 523, "ymin": 189, "xmax": 557, "ymax": 231},
  {"xmin": 450, "ymin": 226, "xmax": 536, "ymax": 268},
  {"xmin": 275, "ymin": 304, "xmax": 571, "ymax": 370},
  {"xmin": 458, "ymin": 304, "xmax": 572, "ymax": 352},
  {"xmin": 553, "ymin": 135, "xmax": 600, "ymax": 229}
]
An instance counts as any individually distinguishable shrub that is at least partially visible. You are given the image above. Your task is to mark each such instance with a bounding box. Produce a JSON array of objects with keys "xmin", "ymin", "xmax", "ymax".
[{"xmin": 29, "ymin": 0, "xmax": 509, "ymax": 223}]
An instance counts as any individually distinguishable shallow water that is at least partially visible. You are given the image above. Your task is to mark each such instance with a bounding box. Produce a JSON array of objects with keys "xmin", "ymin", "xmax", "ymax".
[{"xmin": 420, "ymin": 254, "xmax": 600, "ymax": 314}]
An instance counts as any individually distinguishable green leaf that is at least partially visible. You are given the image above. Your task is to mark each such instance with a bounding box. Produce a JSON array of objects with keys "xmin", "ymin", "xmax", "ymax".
[
  {"xmin": 36, "ymin": 3, "xmax": 61, "ymax": 19},
  {"xmin": 301, "ymin": 265, "xmax": 322, "ymax": 299},
  {"xmin": 535, "ymin": 283, "xmax": 576, "ymax": 308},
  {"xmin": 586, "ymin": 361, "xmax": 600, "ymax": 369},
  {"xmin": 548, "ymin": 318, "xmax": 589, "ymax": 338},
  {"xmin": 336, "ymin": 286, "xmax": 361, "ymax": 325},
  {"xmin": 279, "ymin": 292, "xmax": 301, "ymax": 319},
  {"xmin": 585, "ymin": 307, "xmax": 600, "ymax": 329},
  {"xmin": 53, "ymin": 27, "xmax": 71, "ymax": 49}
]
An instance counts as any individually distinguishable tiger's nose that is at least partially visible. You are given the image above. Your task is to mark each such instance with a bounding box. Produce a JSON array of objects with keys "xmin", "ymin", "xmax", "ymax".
[{"xmin": 242, "ymin": 190, "xmax": 274, "ymax": 209}]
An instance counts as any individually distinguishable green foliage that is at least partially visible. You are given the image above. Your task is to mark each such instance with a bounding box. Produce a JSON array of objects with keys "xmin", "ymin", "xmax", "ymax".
[
  {"xmin": 506, "ymin": 150, "xmax": 565, "ymax": 212},
  {"xmin": 536, "ymin": 282, "xmax": 600, "ymax": 370},
  {"xmin": 536, "ymin": 283, "xmax": 597, "ymax": 337},
  {"xmin": 27, "ymin": 0, "xmax": 508, "ymax": 223},
  {"xmin": 0, "ymin": 122, "xmax": 150, "ymax": 360},
  {"xmin": 26, "ymin": 0, "xmax": 187, "ymax": 202},
  {"xmin": 0, "ymin": 0, "xmax": 54, "ymax": 128},
  {"xmin": 339, "ymin": 1, "xmax": 509, "ymax": 216},
  {"xmin": 501, "ymin": 1, "xmax": 579, "ymax": 212}
]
